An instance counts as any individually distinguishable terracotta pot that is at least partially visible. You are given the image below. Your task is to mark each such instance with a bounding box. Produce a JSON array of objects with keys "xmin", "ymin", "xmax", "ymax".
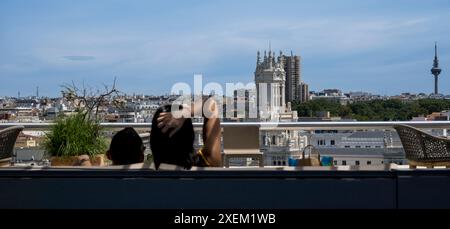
[
  {"xmin": 90, "ymin": 154, "xmax": 106, "ymax": 166},
  {"xmin": 51, "ymin": 154, "xmax": 106, "ymax": 166}
]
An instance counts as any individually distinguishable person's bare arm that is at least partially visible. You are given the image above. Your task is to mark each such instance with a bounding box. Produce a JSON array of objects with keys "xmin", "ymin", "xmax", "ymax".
[
  {"xmin": 201, "ymin": 99, "xmax": 222, "ymax": 167},
  {"xmin": 158, "ymin": 98, "xmax": 222, "ymax": 167}
]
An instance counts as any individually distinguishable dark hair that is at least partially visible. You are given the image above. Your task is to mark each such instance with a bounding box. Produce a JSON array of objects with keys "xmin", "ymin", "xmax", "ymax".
[
  {"xmin": 108, "ymin": 127, "xmax": 145, "ymax": 165},
  {"xmin": 150, "ymin": 104, "xmax": 195, "ymax": 169}
]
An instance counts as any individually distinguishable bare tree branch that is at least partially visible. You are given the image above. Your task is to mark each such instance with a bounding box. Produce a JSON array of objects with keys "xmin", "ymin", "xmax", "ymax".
[{"xmin": 60, "ymin": 78, "xmax": 123, "ymax": 121}]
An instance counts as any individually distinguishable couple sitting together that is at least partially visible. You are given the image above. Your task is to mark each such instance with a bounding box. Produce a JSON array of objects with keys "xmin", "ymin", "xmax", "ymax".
[{"xmin": 106, "ymin": 99, "xmax": 222, "ymax": 169}]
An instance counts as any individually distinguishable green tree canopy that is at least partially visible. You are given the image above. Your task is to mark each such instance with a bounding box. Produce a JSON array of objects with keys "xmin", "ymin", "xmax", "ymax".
[{"xmin": 293, "ymin": 99, "xmax": 450, "ymax": 121}]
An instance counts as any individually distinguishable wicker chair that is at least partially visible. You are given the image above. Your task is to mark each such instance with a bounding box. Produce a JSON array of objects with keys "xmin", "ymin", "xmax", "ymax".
[
  {"xmin": 394, "ymin": 124, "xmax": 450, "ymax": 168},
  {"xmin": 0, "ymin": 126, "xmax": 24, "ymax": 166}
]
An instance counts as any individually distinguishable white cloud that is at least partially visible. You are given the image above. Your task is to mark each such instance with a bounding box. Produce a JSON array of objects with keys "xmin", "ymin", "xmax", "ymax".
[{"xmin": 13, "ymin": 15, "xmax": 433, "ymax": 73}]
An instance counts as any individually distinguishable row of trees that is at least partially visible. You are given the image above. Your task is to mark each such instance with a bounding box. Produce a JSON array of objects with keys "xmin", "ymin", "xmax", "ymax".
[{"xmin": 292, "ymin": 99, "xmax": 450, "ymax": 121}]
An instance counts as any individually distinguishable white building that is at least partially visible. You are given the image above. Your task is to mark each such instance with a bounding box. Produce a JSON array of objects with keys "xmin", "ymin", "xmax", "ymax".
[
  {"xmin": 309, "ymin": 130, "xmax": 405, "ymax": 165},
  {"xmin": 248, "ymin": 49, "xmax": 303, "ymax": 166},
  {"xmin": 254, "ymin": 50, "xmax": 286, "ymax": 121},
  {"xmin": 310, "ymin": 90, "xmax": 349, "ymax": 105},
  {"xmin": 261, "ymin": 130, "xmax": 308, "ymax": 166}
]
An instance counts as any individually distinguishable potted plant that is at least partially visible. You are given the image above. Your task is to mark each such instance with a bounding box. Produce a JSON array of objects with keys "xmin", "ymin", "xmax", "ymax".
[
  {"xmin": 44, "ymin": 79, "xmax": 122, "ymax": 166},
  {"xmin": 44, "ymin": 112, "xmax": 108, "ymax": 166}
]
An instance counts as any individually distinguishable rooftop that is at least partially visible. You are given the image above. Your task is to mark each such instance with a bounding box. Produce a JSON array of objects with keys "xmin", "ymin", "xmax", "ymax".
[{"xmin": 347, "ymin": 131, "xmax": 399, "ymax": 139}]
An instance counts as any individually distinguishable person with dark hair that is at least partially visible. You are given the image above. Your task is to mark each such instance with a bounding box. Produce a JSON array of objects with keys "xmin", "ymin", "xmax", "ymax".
[
  {"xmin": 107, "ymin": 127, "xmax": 145, "ymax": 165},
  {"xmin": 151, "ymin": 98, "xmax": 222, "ymax": 169}
]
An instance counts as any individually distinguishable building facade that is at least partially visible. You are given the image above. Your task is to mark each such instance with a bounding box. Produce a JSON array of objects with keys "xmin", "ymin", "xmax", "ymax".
[
  {"xmin": 254, "ymin": 50, "xmax": 286, "ymax": 121},
  {"xmin": 299, "ymin": 82, "xmax": 309, "ymax": 103},
  {"xmin": 282, "ymin": 52, "xmax": 301, "ymax": 103}
]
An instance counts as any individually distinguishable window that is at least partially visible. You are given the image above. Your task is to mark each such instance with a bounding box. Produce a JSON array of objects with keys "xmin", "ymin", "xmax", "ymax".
[
  {"xmin": 330, "ymin": 140, "xmax": 335, "ymax": 146},
  {"xmin": 273, "ymin": 161, "xmax": 276, "ymax": 165},
  {"xmin": 365, "ymin": 146, "xmax": 371, "ymax": 148},
  {"xmin": 367, "ymin": 161, "xmax": 372, "ymax": 165},
  {"xmin": 345, "ymin": 145, "xmax": 350, "ymax": 148},
  {"xmin": 375, "ymin": 146, "xmax": 381, "ymax": 148},
  {"xmin": 355, "ymin": 161, "xmax": 360, "ymax": 166},
  {"xmin": 282, "ymin": 161, "xmax": 286, "ymax": 166},
  {"xmin": 342, "ymin": 160, "xmax": 347, "ymax": 165},
  {"xmin": 333, "ymin": 160, "xmax": 337, "ymax": 165},
  {"xmin": 355, "ymin": 146, "xmax": 361, "ymax": 148}
]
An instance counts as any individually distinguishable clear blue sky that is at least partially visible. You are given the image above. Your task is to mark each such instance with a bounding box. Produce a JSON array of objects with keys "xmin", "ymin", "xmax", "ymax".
[{"xmin": 1, "ymin": 0, "xmax": 449, "ymax": 97}]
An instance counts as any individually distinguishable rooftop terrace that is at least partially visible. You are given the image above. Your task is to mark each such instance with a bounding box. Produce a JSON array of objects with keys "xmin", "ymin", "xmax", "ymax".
[{"xmin": 1, "ymin": 121, "xmax": 450, "ymax": 209}]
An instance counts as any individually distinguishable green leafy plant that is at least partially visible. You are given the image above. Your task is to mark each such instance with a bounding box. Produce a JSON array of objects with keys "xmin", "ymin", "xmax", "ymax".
[{"xmin": 44, "ymin": 112, "xmax": 107, "ymax": 157}]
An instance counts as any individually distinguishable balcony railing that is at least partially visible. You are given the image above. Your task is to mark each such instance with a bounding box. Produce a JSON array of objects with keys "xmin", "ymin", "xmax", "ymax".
[
  {"xmin": 1, "ymin": 120, "xmax": 449, "ymax": 166},
  {"xmin": 1, "ymin": 120, "xmax": 450, "ymax": 130},
  {"xmin": 2, "ymin": 121, "xmax": 450, "ymax": 159}
]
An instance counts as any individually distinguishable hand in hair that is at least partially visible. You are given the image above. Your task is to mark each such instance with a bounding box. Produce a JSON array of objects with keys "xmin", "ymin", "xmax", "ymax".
[{"xmin": 157, "ymin": 112, "xmax": 186, "ymax": 138}]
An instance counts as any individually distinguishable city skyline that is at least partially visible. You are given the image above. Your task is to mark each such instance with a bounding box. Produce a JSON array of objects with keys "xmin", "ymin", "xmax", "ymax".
[{"xmin": 1, "ymin": 0, "xmax": 450, "ymax": 97}]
